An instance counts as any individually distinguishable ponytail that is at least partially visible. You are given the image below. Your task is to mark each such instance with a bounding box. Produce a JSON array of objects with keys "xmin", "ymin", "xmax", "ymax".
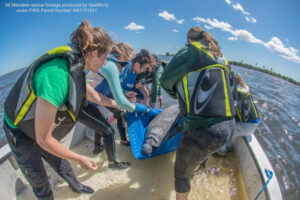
[{"xmin": 71, "ymin": 20, "xmax": 113, "ymax": 56}]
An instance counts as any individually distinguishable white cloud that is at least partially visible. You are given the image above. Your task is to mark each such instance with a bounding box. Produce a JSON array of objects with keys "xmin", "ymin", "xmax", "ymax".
[
  {"xmin": 225, "ymin": 0, "xmax": 231, "ymax": 5},
  {"xmin": 173, "ymin": 29, "xmax": 179, "ymax": 32},
  {"xmin": 228, "ymin": 37, "xmax": 238, "ymax": 41},
  {"xmin": 158, "ymin": 11, "xmax": 176, "ymax": 21},
  {"xmin": 192, "ymin": 17, "xmax": 232, "ymax": 32},
  {"xmin": 231, "ymin": 29, "xmax": 263, "ymax": 44},
  {"xmin": 124, "ymin": 22, "xmax": 145, "ymax": 31},
  {"xmin": 232, "ymin": 3, "xmax": 250, "ymax": 15},
  {"xmin": 176, "ymin": 19, "xmax": 184, "ymax": 24},
  {"xmin": 245, "ymin": 16, "xmax": 257, "ymax": 23},
  {"xmin": 264, "ymin": 37, "xmax": 300, "ymax": 63},
  {"xmin": 225, "ymin": 2, "xmax": 256, "ymax": 23},
  {"xmin": 204, "ymin": 25, "xmax": 214, "ymax": 30},
  {"xmin": 192, "ymin": 16, "xmax": 300, "ymax": 64}
]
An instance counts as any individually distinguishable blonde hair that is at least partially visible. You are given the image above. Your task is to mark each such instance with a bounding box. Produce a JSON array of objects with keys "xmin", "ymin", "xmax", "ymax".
[
  {"xmin": 71, "ymin": 20, "xmax": 113, "ymax": 56},
  {"xmin": 111, "ymin": 42, "xmax": 134, "ymax": 61},
  {"xmin": 187, "ymin": 27, "xmax": 223, "ymax": 57}
]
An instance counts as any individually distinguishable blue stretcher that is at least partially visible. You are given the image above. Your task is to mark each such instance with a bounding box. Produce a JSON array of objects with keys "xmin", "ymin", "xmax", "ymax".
[{"xmin": 126, "ymin": 110, "xmax": 183, "ymax": 160}]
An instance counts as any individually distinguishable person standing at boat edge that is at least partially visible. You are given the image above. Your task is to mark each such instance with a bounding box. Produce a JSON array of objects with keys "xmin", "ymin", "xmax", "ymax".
[
  {"xmin": 161, "ymin": 27, "xmax": 236, "ymax": 200},
  {"xmin": 2, "ymin": 20, "xmax": 122, "ymax": 199}
]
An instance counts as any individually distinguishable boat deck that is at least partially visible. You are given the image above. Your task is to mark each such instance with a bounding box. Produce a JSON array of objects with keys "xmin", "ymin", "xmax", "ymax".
[{"xmin": 16, "ymin": 137, "xmax": 248, "ymax": 200}]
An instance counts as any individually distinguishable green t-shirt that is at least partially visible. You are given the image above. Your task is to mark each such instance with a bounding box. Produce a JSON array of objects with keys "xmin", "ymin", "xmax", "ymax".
[{"xmin": 4, "ymin": 58, "xmax": 69, "ymax": 128}]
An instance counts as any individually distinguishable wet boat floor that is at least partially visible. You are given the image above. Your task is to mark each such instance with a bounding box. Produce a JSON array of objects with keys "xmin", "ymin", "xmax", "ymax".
[{"xmin": 15, "ymin": 138, "xmax": 248, "ymax": 200}]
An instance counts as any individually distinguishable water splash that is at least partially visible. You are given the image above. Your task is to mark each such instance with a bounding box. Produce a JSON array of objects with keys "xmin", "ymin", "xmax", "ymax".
[{"xmin": 262, "ymin": 102, "xmax": 268, "ymax": 109}]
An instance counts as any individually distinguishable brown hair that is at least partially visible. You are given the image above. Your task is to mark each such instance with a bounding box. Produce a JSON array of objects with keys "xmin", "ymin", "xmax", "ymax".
[
  {"xmin": 71, "ymin": 20, "xmax": 113, "ymax": 57},
  {"xmin": 111, "ymin": 42, "xmax": 134, "ymax": 61},
  {"xmin": 187, "ymin": 27, "xmax": 223, "ymax": 57},
  {"xmin": 235, "ymin": 74, "xmax": 247, "ymax": 88},
  {"xmin": 131, "ymin": 49, "xmax": 156, "ymax": 69}
]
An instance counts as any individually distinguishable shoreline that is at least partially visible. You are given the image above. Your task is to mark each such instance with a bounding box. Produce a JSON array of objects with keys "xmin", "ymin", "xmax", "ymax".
[{"xmin": 229, "ymin": 61, "xmax": 300, "ymax": 87}]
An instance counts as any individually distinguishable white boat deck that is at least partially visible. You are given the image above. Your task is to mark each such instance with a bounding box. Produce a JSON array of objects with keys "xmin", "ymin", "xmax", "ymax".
[{"xmin": 15, "ymin": 137, "xmax": 248, "ymax": 200}]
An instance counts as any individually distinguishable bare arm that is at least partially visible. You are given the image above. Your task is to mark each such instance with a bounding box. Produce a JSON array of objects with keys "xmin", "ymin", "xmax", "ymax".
[
  {"xmin": 86, "ymin": 83, "xmax": 123, "ymax": 111},
  {"xmin": 35, "ymin": 97, "xmax": 97, "ymax": 170}
]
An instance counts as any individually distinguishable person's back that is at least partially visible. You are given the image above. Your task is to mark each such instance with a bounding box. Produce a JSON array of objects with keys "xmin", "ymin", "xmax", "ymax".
[{"xmin": 161, "ymin": 27, "xmax": 236, "ymax": 200}]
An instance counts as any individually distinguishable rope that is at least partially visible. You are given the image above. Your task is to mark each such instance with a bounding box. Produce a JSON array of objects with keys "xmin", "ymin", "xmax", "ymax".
[{"xmin": 255, "ymin": 168, "xmax": 273, "ymax": 200}]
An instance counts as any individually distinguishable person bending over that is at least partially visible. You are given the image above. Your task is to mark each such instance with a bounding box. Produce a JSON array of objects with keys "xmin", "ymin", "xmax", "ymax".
[{"xmin": 161, "ymin": 27, "xmax": 236, "ymax": 200}]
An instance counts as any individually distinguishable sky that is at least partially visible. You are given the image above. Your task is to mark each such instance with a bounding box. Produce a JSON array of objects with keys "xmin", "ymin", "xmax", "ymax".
[{"xmin": 0, "ymin": 0, "xmax": 299, "ymax": 81}]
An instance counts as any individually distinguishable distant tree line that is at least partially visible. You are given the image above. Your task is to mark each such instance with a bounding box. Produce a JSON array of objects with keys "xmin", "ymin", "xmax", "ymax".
[{"xmin": 230, "ymin": 61, "xmax": 300, "ymax": 87}]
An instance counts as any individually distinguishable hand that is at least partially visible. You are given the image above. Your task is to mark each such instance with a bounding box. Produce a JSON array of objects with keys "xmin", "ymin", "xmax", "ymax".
[
  {"xmin": 126, "ymin": 91, "xmax": 137, "ymax": 103},
  {"xmin": 78, "ymin": 156, "xmax": 98, "ymax": 171},
  {"xmin": 135, "ymin": 82, "xmax": 142, "ymax": 88},
  {"xmin": 158, "ymin": 96, "xmax": 162, "ymax": 107},
  {"xmin": 134, "ymin": 103, "xmax": 148, "ymax": 113},
  {"xmin": 158, "ymin": 96, "xmax": 162, "ymax": 104}
]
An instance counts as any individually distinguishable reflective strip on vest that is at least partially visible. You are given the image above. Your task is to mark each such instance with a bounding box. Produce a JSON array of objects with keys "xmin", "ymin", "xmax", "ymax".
[
  {"xmin": 65, "ymin": 107, "xmax": 76, "ymax": 122},
  {"xmin": 182, "ymin": 76, "xmax": 190, "ymax": 113},
  {"xmin": 250, "ymin": 96, "xmax": 258, "ymax": 118},
  {"xmin": 13, "ymin": 92, "xmax": 37, "ymax": 126},
  {"xmin": 222, "ymin": 70, "xmax": 232, "ymax": 117},
  {"xmin": 47, "ymin": 46, "xmax": 73, "ymax": 55},
  {"xmin": 235, "ymin": 106, "xmax": 242, "ymax": 121},
  {"xmin": 191, "ymin": 42, "xmax": 215, "ymax": 61}
]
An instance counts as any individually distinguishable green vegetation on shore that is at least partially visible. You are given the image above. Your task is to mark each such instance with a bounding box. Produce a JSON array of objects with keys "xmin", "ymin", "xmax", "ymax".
[{"xmin": 229, "ymin": 61, "xmax": 300, "ymax": 86}]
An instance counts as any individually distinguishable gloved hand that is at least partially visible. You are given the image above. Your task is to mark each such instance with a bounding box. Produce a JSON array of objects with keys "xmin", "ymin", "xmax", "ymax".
[
  {"xmin": 148, "ymin": 108, "xmax": 162, "ymax": 117},
  {"xmin": 134, "ymin": 103, "xmax": 148, "ymax": 113}
]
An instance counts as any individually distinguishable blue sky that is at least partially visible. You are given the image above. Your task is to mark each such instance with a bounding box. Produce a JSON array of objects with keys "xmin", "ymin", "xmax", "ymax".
[{"xmin": 0, "ymin": 0, "xmax": 299, "ymax": 81}]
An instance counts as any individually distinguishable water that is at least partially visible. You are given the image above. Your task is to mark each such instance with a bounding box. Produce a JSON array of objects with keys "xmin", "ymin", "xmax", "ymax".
[
  {"xmin": 231, "ymin": 65, "xmax": 300, "ymax": 200},
  {"xmin": 1, "ymin": 61, "xmax": 299, "ymax": 199}
]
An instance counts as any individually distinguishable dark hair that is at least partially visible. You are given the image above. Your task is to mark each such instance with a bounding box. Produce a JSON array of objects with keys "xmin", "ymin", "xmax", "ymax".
[
  {"xmin": 71, "ymin": 20, "xmax": 113, "ymax": 57},
  {"xmin": 187, "ymin": 27, "xmax": 223, "ymax": 57},
  {"xmin": 131, "ymin": 49, "xmax": 156, "ymax": 69}
]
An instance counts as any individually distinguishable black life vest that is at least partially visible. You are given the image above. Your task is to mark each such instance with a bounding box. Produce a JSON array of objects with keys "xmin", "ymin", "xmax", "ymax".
[
  {"xmin": 4, "ymin": 45, "xmax": 86, "ymax": 140},
  {"xmin": 175, "ymin": 42, "xmax": 235, "ymax": 118},
  {"xmin": 235, "ymin": 86, "xmax": 259, "ymax": 122}
]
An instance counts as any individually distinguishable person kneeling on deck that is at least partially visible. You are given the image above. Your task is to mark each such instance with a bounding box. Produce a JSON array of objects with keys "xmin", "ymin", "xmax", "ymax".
[
  {"xmin": 2, "ymin": 21, "xmax": 122, "ymax": 199},
  {"xmin": 161, "ymin": 27, "xmax": 236, "ymax": 200}
]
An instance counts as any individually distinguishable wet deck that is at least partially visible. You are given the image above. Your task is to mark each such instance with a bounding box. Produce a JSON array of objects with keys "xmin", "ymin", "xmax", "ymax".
[{"xmin": 15, "ymin": 138, "xmax": 248, "ymax": 200}]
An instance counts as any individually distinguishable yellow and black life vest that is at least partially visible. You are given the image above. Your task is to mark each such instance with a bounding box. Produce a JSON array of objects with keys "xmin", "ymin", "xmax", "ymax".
[
  {"xmin": 4, "ymin": 45, "xmax": 86, "ymax": 140},
  {"xmin": 176, "ymin": 42, "xmax": 235, "ymax": 118},
  {"xmin": 235, "ymin": 86, "xmax": 259, "ymax": 122}
]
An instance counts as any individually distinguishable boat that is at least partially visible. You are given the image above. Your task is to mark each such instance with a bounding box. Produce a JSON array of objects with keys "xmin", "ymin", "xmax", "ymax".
[{"xmin": 0, "ymin": 106, "xmax": 283, "ymax": 200}]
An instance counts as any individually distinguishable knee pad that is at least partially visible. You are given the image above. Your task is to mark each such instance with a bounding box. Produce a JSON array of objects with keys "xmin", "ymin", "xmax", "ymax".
[{"xmin": 175, "ymin": 176, "xmax": 191, "ymax": 193}]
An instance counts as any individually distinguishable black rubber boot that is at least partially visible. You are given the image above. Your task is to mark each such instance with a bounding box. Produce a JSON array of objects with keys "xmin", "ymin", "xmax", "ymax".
[
  {"xmin": 93, "ymin": 144, "xmax": 104, "ymax": 155},
  {"xmin": 108, "ymin": 161, "xmax": 131, "ymax": 170},
  {"xmin": 70, "ymin": 183, "xmax": 94, "ymax": 194}
]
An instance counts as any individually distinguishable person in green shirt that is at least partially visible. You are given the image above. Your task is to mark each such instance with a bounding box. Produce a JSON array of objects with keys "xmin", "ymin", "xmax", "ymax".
[
  {"xmin": 3, "ymin": 21, "xmax": 126, "ymax": 199},
  {"xmin": 161, "ymin": 27, "xmax": 236, "ymax": 200}
]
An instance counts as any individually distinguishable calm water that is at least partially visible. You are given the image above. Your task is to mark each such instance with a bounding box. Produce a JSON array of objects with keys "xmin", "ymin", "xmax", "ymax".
[{"xmin": 0, "ymin": 62, "xmax": 299, "ymax": 199}]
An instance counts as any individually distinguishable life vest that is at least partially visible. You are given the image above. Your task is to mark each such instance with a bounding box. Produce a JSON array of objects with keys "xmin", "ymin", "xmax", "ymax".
[
  {"xmin": 93, "ymin": 54, "xmax": 129, "ymax": 98},
  {"xmin": 4, "ymin": 45, "xmax": 86, "ymax": 141},
  {"xmin": 119, "ymin": 62, "xmax": 137, "ymax": 92},
  {"xmin": 235, "ymin": 86, "xmax": 259, "ymax": 122},
  {"xmin": 176, "ymin": 42, "xmax": 235, "ymax": 118}
]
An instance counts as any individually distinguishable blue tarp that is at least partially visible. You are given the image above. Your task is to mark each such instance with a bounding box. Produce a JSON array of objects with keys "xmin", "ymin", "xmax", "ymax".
[{"xmin": 126, "ymin": 110, "xmax": 183, "ymax": 160}]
